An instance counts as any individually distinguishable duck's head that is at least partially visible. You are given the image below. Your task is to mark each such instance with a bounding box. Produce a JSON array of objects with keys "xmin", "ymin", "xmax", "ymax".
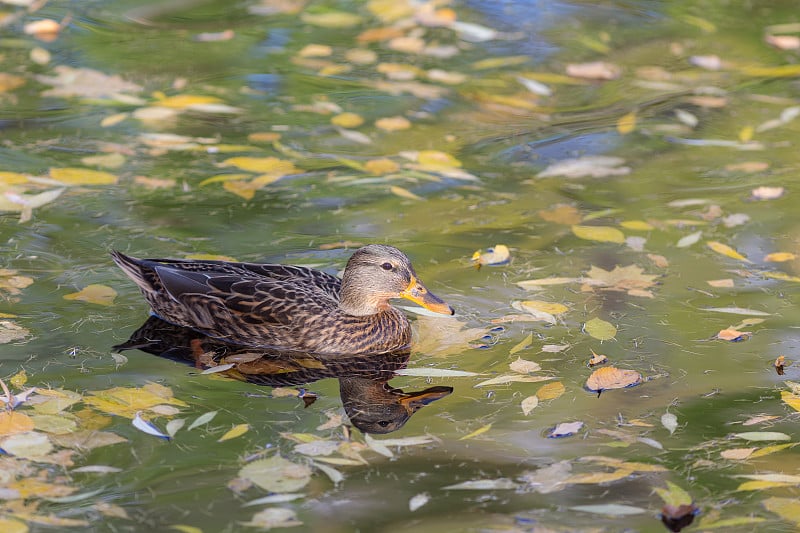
[{"xmin": 339, "ymin": 244, "xmax": 454, "ymax": 317}]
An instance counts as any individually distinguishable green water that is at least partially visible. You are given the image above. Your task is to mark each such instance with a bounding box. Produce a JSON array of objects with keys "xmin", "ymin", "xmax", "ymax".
[{"xmin": 2, "ymin": 0, "xmax": 800, "ymax": 531}]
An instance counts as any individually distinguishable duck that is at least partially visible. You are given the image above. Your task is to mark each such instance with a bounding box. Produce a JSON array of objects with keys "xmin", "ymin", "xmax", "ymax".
[{"xmin": 111, "ymin": 244, "xmax": 454, "ymax": 355}]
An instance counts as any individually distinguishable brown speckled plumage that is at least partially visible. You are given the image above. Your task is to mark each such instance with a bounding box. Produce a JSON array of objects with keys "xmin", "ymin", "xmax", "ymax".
[{"xmin": 111, "ymin": 245, "xmax": 453, "ymax": 355}]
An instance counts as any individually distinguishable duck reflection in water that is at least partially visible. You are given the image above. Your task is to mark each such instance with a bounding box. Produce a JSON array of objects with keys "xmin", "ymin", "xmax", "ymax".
[{"xmin": 114, "ymin": 316, "xmax": 452, "ymax": 434}]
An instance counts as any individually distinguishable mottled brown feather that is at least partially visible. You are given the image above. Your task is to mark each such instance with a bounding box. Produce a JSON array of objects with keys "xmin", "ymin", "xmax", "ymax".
[{"xmin": 110, "ymin": 245, "xmax": 447, "ymax": 355}]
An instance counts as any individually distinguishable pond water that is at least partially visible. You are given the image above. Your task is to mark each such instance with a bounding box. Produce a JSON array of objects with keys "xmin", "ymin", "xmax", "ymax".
[{"xmin": 2, "ymin": 0, "xmax": 800, "ymax": 531}]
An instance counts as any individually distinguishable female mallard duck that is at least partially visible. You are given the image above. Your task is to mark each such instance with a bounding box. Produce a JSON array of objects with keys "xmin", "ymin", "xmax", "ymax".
[{"xmin": 111, "ymin": 244, "xmax": 454, "ymax": 354}]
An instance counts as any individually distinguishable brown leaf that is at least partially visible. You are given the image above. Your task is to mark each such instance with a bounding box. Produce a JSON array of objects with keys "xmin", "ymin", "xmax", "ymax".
[
  {"xmin": 715, "ymin": 328, "xmax": 751, "ymax": 342},
  {"xmin": 585, "ymin": 366, "xmax": 642, "ymax": 393}
]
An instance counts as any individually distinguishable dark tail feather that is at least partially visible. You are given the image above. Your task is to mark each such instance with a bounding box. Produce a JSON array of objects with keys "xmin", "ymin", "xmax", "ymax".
[{"xmin": 111, "ymin": 250, "xmax": 153, "ymax": 293}]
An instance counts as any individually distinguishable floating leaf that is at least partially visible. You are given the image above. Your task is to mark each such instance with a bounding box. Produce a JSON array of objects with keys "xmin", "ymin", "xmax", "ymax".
[
  {"xmin": 375, "ymin": 116, "xmax": 411, "ymax": 131},
  {"xmin": 474, "ymin": 374, "xmax": 552, "ymax": 388},
  {"xmin": 715, "ymin": 328, "xmax": 751, "ymax": 342},
  {"xmin": 763, "ymin": 497, "xmax": 800, "ymax": 526},
  {"xmin": 733, "ymin": 431, "xmax": 791, "ymax": 441},
  {"xmin": 521, "ymin": 395, "xmax": 539, "ymax": 415},
  {"xmin": 661, "ymin": 413, "xmax": 678, "ymax": 435},
  {"xmin": 764, "ymin": 252, "xmax": 796, "ymax": 262},
  {"xmin": 538, "ymin": 156, "xmax": 629, "ymax": 178},
  {"xmin": 707, "ymin": 241, "xmax": 750, "ymax": 262},
  {"xmin": 301, "ymin": 11, "xmax": 363, "ymax": 28},
  {"xmin": 707, "ymin": 278, "xmax": 734, "ymax": 288},
  {"xmin": 654, "ymin": 480, "xmax": 693, "ymax": 507},
  {"xmin": 132, "ymin": 412, "xmax": 170, "ymax": 440},
  {"xmin": 751, "ymin": 443, "xmax": 796, "ymax": 458},
  {"xmin": 621, "ymin": 220, "xmax": 654, "ymax": 231},
  {"xmin": 442, "ymin": 479, "xmax": 517, "ymax": 490},
  {"xmin": 509, "ymin": 333, "xmax": 533, "ymax": 355},
  {"xmin": 781, "ymin": 391, "xmax": 800, "ymax": 412},
  {"xmin": 218, "ymin": 423, "xmax": 249, "ymax": 442},
  {"xmin": 409, "ymin": 492, "xmax": 430, "ymax": 512},
  {"xmin": 513, "ymin": 300, "xmax": 568, "ymax": 316},
  {"xmin": 239, "ymin": 455, "xmax": 312, "ymax": 493},
  {"xmin": 538, "ymin": 204, "xmax": 581, "ymax": 224},
  {"xmin": 572, "ymin": 225, "xmax": 625, "ymax": 243},
  {"xmin": 547, "ymin": 421, "xmax": 584, "ymax": 438},
  {"xmin": 536, "ymin": 382, "xmax": 565, "ymax": 401},
  {"xmin": 676, "ymin": 231, "xmax": 702, "ymax": 248},
  {"xmin": 63, "ymin": 284, "xmax": 117, "ymax": 306},
  {"xmin": 721, "ymin": 448, "xmax": 756, "ymax": 460},
  {"xmin": 588, "ymin": 350, "xmax": 608, "ymax": 366},
  {"xmin": 584, "ymin": 318, "xmax": 617, "ymax": 341},
  {"xmin": 331, "ymin": 112, "xmax": 364, "ymax": 128},
  {"xmin": 221, "ymin": 157, "xmax": 296, "ymax": 175},
  {"xmin": 585, "ymin": 367, "xmax": 642, "ymax": 393},
  {"xmin": 570, "ymin": 504, "xmax": 646, "ymax": 516},
  {"xmin": 565, "ymin": 61, "xmax": 621, "ymax": 80},
  {"xmin": 49, "ymin": 167, "xmax": 118, "ymax": 185},
  {"xmin": 1, "ymin": 431, "xmax": 53, "ymax": 458},
  {"xmin": 702, "ymin": 307, "xmax": 770, "ymax": 316},
  {"xmin": 617, "ymin": 111, "xmax": 637, "ymax": 134},
  {"xmin": 751, "ymin": 186, "xmax": 784, "ymax": 200},
  {"xmin": 188, "ymin": 411, "xmax": 218, "ymax": 430},
  {"xmin": 509, "ymin": 357, "xmax": 541, "ymax": 374},
  {"xmin": 390, "ymin": 185, "xmax": 424, "ymax": 201},
  {"xmin": 241, "ymin": 508, "xmax": 302, "ymax": 529},
  {"xmin": 0, "ymin": 411, "xmax": 35, "ymax": 436}
]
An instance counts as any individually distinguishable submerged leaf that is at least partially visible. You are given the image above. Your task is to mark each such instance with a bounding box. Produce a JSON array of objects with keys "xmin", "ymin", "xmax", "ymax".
[
  {"xmin": 239, "ymin": 455, "xmax": 312, "ymax": 493},
  {"xmin": 584, "ymin": 318, "xmax": 617, "ymax": 341}
]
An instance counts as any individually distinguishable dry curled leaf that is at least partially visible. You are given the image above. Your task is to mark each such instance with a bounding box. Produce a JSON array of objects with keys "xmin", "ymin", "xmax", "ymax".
[
  {"xmin": 585, "ymin": 366, "xmax": 642, "ymax": 394},
  {"xmin": 715, "ymin": 328, "xmax": 752, "ymax": 342}
]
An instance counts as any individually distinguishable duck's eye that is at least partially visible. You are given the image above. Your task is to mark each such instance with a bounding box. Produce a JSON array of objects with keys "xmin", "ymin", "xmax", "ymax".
[{"xmin": 380, "ymin": 262, "xmax": 394, "ymax": 271}]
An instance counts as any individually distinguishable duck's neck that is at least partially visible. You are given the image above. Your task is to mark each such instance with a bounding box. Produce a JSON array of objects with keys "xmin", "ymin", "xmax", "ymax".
[{"xmin": 339, "ymin": 278, "xmax": 390, "ymax": 316}]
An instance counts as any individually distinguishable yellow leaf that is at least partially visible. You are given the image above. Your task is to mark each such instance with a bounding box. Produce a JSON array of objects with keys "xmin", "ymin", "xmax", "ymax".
[
  {"xmin": 417, "ymin": 150, "xmax": 461, "ymax": 168},
  {"xmin": 221, "ymin": 157, "xmax": 297, "ymax": 175},
  {"xmin": 616, "ymin": 111, "xmax": 637, "ymax": 134},
  {"xmin": 9, "ymin": 369, "xmax": 26, "ymax": 388},
  {"xmin": 156, "ymin": 94, "xmax": 222, "ymax": 108},
  {"xmin": 375, "ymin": 116, "xmax": 411, "ymax": 132},
  {"xmin": 0, "ymin": 518, "xmax": 28, "ymax": 533},
  {"xmin": 764, "ymin": 252, "xmax": 796, "ymax": 262},
  {"xmin": 536, "ymin": 382, "xmax": 565, "ymax": 401},
  {"xmin": 739, "ymin": 126, "xmax": 754, "ymax": 142},
  {"xmin": 706, "ymin": 241, "xmax": 750, "ymax": 262},
  {"xmin": 572, "ymin": 225, "xmax": 625, "ymax": 243},
  {"xmin": 0, "ymin": 411, "xmax": 34, "ymax": 436},
  {"xmin": 331, "ymin": 112, "xmax": 364, "ymax": 128},
  {"xmin": 509, "ymin": 333, "xmax": 533, "ymax": 355},
  {"xmin": 564, "ymin": 468, "xmax": 633, "ymax": 484},
  {"xmin": 169, "ymin": 526, "xmax": 204, "ymax": 533},
  {"xmin": 459, "ymin": 423, "xmax": 492, "ymax": 440},
  {"xmin": 301, "ymin": 11, "xmax": 363, "ymax": 28},
  {"xmin": 515, "ymin": 300, "xmax": 568, "ymax": 315},
  {"xmin": 781, "ymin": 390, "xmax": 800, "ymax": 412},
  {"xmin": 223, "ymin": 180, "xmax": 256, "ymax": 200},
  {"xmin": 750, "ymin": 443, "xmax": 796, "ymax": 458},
  {"xmin": 763, "ymin": 497, "xmax": 800, "ymax": 526},
  {"xmin": 471, "ymin": 55, "xmax": 529, "ymax": 70},
  {"xmin": 584, "ymin": 317, "xmax": 617, "ymax": 341},
  {"xmin": 539, "ymin": 205, "xmax": 581, "ymax": 225},
  {"xmin": 198, "ymin": 174, "xmax": 251, "ymax": 186},
  {"xmin": 390, "ymin": 185, "xmax": 424, "ymax": 201},
  {"xmin": 49, "ymin": 167, "xmax": 118, "ymax": 185},
  {"xmin": 739, "ymin": 64, "xmax": 800, "ymax": 78},
  {"xmin": 364, "ymin": 158, "xmax": 399, "ymax": 175},
  {"xmin": 63, "ymin": 284, "xmax": 117, "ymax": 306},
  {"xmin": 763, "ymin": 271, "xmax": 800, "ymax": 282},
  {"xmin": 9, "ymin": 478, "xmax": 76, "ymax": 499},
  {"xmin": 620, "ymin": 220, "xmax": 653, "ymax": 231},
  {"xmin": 0, "ymin": 172, "xmax": 30, "ymax": 184},
  {"xmin": 737, "ymin": 480, "xmax": 795, "ymax": 491},
  {"xmin": 218, "ymin": 423, "xmax": 249, "ymax": 442}
]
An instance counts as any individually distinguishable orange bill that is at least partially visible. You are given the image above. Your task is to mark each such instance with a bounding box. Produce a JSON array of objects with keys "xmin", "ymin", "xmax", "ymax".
[{"xmin": 399, "ymin": 275, "xmax": 454, "ymax": 315}]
